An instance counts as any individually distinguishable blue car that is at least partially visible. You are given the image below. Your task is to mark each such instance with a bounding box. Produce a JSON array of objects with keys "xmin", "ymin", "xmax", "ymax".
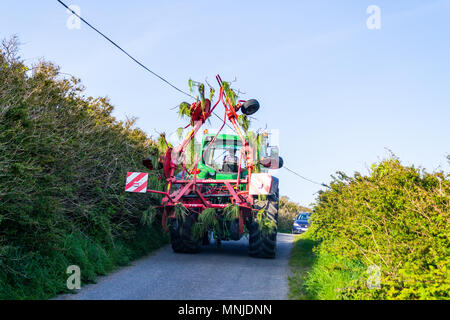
[{"xmin": 292, "ymin": 212, "xmax": 311, "ymax": 234}]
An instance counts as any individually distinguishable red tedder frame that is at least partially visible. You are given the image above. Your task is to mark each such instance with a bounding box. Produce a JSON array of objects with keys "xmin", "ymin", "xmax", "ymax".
[{"xmin": 146, "ymin": 75, "xmax": 256, "ymax": 233}]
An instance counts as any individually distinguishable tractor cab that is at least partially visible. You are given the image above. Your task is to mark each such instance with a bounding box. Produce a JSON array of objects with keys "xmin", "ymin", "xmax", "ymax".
[{"xmin": 197, "ymin": 134, "xmax": 248, "ymax": 180}]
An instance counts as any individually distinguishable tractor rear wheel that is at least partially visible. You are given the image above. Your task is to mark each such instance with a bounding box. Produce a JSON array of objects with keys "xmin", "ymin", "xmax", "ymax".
[
  {"xmin": 169, "ymin": 214, "xmax": 201, "ymax": 253},
  {"xmin": 248, "ymin": 191, "xmax": 279, "ymax": 258}
]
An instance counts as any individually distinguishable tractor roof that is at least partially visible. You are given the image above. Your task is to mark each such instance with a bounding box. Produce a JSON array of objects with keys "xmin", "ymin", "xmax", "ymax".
[
  {"xmin": 202, "ymin": 133, "xmax": 248, "ymax": 146},
  {"xmin": 204, "ymin": 133, "xmax": 240, "ymax": 140}
]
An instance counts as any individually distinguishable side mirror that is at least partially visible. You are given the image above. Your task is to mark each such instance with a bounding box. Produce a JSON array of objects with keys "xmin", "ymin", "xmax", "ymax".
[
  {"xmin": 277, "ymin": 157, "xmax": 284, "ymax": 169},
  {"xmin": 259, "ymin": 156, "xmax": 283, "ymax": 169}
]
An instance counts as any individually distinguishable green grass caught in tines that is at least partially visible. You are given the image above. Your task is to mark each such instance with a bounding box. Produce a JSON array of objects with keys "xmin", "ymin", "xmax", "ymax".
[
  {"xmin": 192, "ymin": 208, "xmax": 217, "ymax": 239},
  {"xmin": 223, "ymin": 204, "xmax": 240, "ymax": 221},
  {"xmin": 256, "ymin": 209, "xmax": 277, "ymax": 235}
]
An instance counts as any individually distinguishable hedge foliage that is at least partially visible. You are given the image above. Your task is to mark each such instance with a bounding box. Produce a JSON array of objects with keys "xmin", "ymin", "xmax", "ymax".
[
  {"xmin": 309, "ymin": 156, "xmax": 449, "ymax": 299},
  {"xmin": 0, "ymin": 37, "xmax": 167, "ymax": 299}
]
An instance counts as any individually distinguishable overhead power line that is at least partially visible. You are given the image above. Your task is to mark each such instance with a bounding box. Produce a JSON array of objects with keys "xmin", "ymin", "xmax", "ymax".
[
  {"xmin": 56, "ymin": 0, "xmax": 194, "ymax": 99},
  {"xmin": 283, "ymin": 166, "xmax": 330, "ymax": 189},
  {"xmin": 57, "ymin": 0, "xmax": 236, "ymax": 130}
]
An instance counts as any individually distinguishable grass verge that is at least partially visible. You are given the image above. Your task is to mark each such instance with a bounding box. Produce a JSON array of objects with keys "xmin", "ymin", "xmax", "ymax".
[
  {"xmin": 288, "ymin": 232, "xmax": 365, "ymax": 300},
  {"xmin": 0, "ymin": 225, "xmax": 169, "ymax": 300},
  {"xmin": 288, "ymin": 233, "xmax": 316, "ymax": 299}
]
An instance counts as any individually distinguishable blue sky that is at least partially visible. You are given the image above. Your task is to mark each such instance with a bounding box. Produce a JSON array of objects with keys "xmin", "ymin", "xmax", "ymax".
[{"xmin": 1, "ymin": 0, "xmax": 449, "ymax": 206}]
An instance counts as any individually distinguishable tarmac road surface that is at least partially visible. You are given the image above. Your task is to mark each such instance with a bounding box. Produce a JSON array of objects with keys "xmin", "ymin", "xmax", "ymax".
[{"xmin": 58, "ymin": 233, "xmax": 295, "ymax": 300}]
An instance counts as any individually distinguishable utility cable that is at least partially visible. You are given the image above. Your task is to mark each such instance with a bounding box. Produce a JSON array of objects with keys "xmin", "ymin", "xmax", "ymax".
[
  {"xmin": 57, "ymin": 0, "xmax": 238, "ymax": 132},
  {"xmin": 56, "ymin": 0, "xmax": 194, "ymax": 99},
  {"xmin": 283, "ymin": 166, "xmax": 330, "ymax": 189}
]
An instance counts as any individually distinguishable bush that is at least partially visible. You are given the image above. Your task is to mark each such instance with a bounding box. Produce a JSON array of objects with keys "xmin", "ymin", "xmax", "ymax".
[
  {"xmin": 309, "ymin": 156, "xmax": 449, "ymax": 299},
  {"xmin": 0, "ymin": 37, "xmax": 168, "ymax": 299}
]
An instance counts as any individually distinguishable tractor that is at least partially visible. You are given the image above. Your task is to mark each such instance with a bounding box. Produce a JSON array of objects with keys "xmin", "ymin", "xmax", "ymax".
[{"xmin": 127, "ymin": 75, "xmax": 283, "ymax": 258}]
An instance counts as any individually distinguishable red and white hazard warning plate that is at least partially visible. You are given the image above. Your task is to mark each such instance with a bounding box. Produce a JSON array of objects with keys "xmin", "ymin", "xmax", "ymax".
[
  {"xmin": 249, "ymin": 173, "xmax": 273, "ymax": 195},
  {"xmin": 125, "ymin": 172, "xmax": 149, "ymax": 193}
]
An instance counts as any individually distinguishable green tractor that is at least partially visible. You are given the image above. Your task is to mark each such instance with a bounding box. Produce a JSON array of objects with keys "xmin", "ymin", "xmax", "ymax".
[
  {"xmin": 167, "ymin": 132, "xmax": 282, "ymax": 258},
  {"xmin": 130, "ymin": 75, "xmax": 283, "ymax": 258}
]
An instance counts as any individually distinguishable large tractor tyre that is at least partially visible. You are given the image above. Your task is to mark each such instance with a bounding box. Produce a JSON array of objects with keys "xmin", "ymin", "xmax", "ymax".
[
  {"xmin": 202, "ymin": 232, "xmax": 211, "ymax": 246},
  {"xmin": 169, "ymin": 214, "xmax": 201, "ymax": 253},
  {"xmin": 248, "ymin": 191, "xmax": 279, "ymax": 258}
]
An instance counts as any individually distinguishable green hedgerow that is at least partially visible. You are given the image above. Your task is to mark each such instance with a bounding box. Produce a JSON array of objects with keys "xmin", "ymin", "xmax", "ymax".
[
  {"xmin": 308, "ymin": 156, "xmax": 449, "ymax": 300},
  {"xmin": 0, "ymin": 37, "xmax": 168, "ymax": 299}
]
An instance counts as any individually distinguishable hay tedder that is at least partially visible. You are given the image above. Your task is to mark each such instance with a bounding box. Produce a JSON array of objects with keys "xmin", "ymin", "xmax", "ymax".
[{"xmin": 126, "ymin": 75, "xmax": 283, "ymax": 258}]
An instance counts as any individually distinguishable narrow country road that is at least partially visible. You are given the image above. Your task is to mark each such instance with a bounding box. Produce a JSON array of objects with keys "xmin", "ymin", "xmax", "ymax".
[{"xmin": 58, "ymin": 233, "xmax": 295, "ymax": 300}]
